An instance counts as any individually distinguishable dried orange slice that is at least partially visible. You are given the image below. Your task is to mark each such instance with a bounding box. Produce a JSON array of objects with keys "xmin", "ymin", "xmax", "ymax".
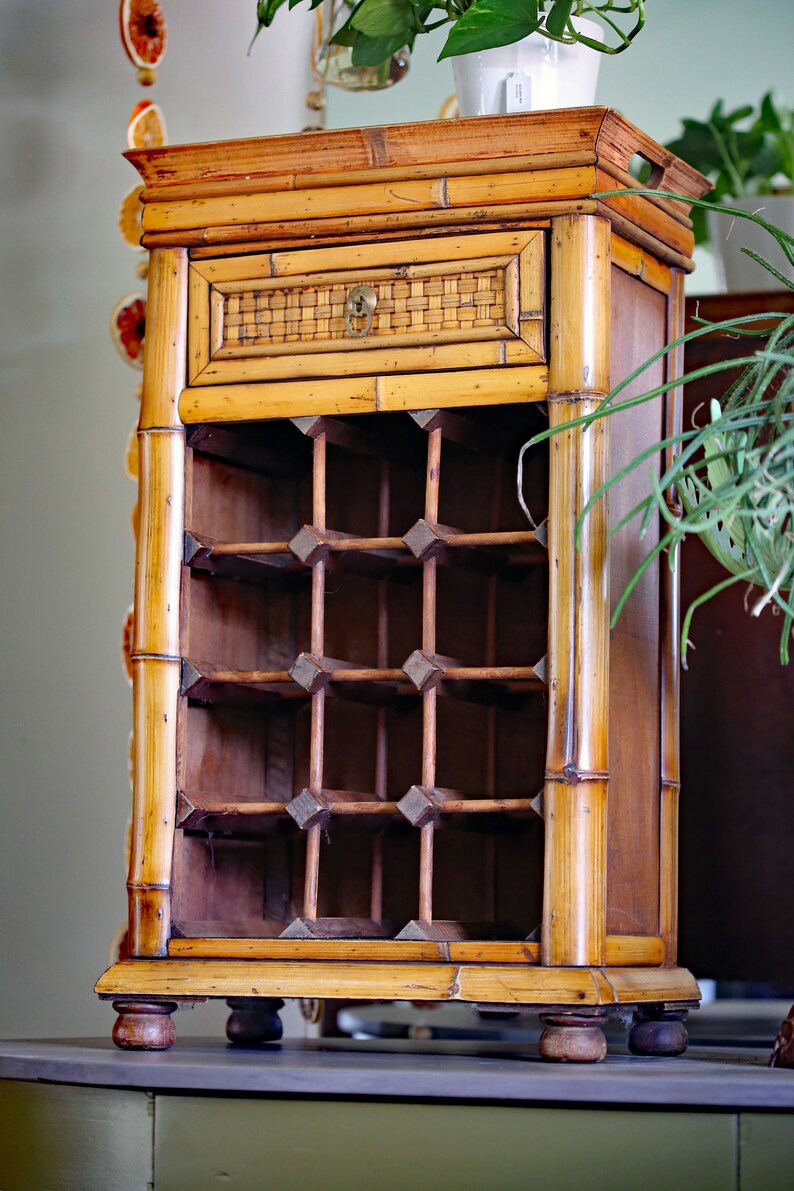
[
  {"xmin": 121, "ymin": 605, "xmax": 135, "ymax": 684},
  {"xmin": 438, "ymin": 94, "xmax": 459, "ymax": 120},
  {"xmin": 108, "ymin": 921, "xmax": 130, "ymax": 965},
  {"xmin": 119, "ymin": 184, "xmax": 145, "ymax": 249},
  {"xmin": 110, "ymin": 292, "xmax": 146, "ymax": 369},
  {"xmin": 127, "ymin": 99, "xmax": 167, "ymax": 151},
  {"xmin": 124, "ymin": 422, "xmax": 139, "ymax": 480},
  {"xmin": 119, "ymin": 0, "xmax": 167, "ymax": 85}
]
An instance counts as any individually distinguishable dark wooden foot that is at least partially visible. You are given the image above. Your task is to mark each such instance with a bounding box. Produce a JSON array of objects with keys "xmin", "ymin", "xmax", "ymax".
[
  {"xmin": 226, "ymin": 997, "xmax": 284, "ymax": 1045},
  {"xmin": 770, "ymin": 1003, "xmax": 794, "ymax": 1068},
  {"xmin": 628, "ymin": 1005, "xmax": 689, "ymax": 1057},
  {"xmin": 112, "ymin": 1000, "xmax": 177, "ymax": 1050},
  {"xmin": 539, "ymin": 1012, "xmax": 608, "ymax": 1063}
]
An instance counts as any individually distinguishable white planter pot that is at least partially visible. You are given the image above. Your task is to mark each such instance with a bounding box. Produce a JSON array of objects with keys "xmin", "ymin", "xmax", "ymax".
[
  {"xmin": 707, "ymin": 195, "xmax": 794, "ymax": 292},
  {"xmin": 452, "ymin": 18, "xmax": 603, "ymax": 117}
]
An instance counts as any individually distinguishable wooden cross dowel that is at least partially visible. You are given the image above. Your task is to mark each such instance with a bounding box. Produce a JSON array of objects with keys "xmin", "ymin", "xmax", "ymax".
[
  {"xmin": 403, "ymin": 651, "xmax": 547, "ymax": 692},
  {"xmin": 417, "ymin": 428, "xmax": 443, "ymax": 926},
  {"xmin": 404, "ymin": 520, "xmax": 545, "ymax": 570},
  {"xmin": 303, "ymin": 823, "xmax": 321, "ymax": 921},
  {"xmin": 183, "ymin": 531, "xmax": 302, "ymax": 584},
  {"xmin": 419, "ymin": 822, "xmax": 435, "ymax": 923},
  {"xmin": 305, "ymin": 431, "xmax": 328, "ymax": 922},
  {"xmin": 397, "ymin": 785, "xmax": 543, "ymax": 827},
  {"xmin": 203, "ymin": 540, "xmax": 292, "ymax": 556}
]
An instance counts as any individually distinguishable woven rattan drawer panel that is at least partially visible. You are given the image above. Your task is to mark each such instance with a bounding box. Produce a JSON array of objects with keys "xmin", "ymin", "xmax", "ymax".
[
  {"xmin": 187, "ymin": 231, "xmax": 545, "ymax": 386},
  {"xmin": 224, "ymin": 266, "xmax": 507, "ymax": 346}
]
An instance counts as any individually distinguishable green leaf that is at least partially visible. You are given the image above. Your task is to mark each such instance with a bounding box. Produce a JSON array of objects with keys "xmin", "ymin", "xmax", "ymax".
[
  {"xmin": 330, "ymin": 21, "xmax": 358, "ymax": 46},
  {"xmin": 667, "ymin": 121, "xmax": 725, "ymax": 174},
  {"xmin": 759, "ymin": 90, "xmax": 783, "ymax": 133},
  {"xmin": 350, "ymin": 30, "xmax": 409, "ymax": 65},
  {"xmin": 545, "ymin": 0, "xmax": 574, "ymax": 38},
  {"xmin": 722, "ymin": 103, "xmax": 755, "ymax": 128},
  {"xmin": 351, "ymin": 0, "xmax": 417, "ymax": 37},
  {"xmin": 438, "ymin": 0, "xmax": 542, "ymax": 61},
  {"xmin": 252, "ymin": 0, "xmax": 289, "ymax": 44},
  {"xmin": 260, "ymin": 0, "xmax": 290, "ymax": 26},
  {"xmin": 749, "ymin": 138, "xmax": 785, "ymax": 184}
]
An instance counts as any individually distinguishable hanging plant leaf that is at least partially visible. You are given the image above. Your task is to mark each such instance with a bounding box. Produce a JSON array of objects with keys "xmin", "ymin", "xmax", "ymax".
[
  {"xmin": 545, "ymin": 0, "xmax": 574, "ymax": 39},
  {"xmin": 351, "ymin": 0, "xmax": 418, "ymax": 39},
  {"xmin": 438, "ymin": 0, "xmax": 542, "ymax": 61}
]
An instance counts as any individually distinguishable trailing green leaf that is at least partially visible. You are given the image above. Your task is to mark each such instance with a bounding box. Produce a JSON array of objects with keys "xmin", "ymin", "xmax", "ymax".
[
  {"xmin": 251, "ymin": 0, "xmax": 647, "ymax": 67},
  {"xmin": 439, "ymin": 0, "xmax": 542, "ymax": 61},
  {"xmin": 351, "ymin": 0, "xmax": 418, "ymax": 38},
  {"xmin": 351, "ymin": 29, "xmax": 412, "ymax": 65}
]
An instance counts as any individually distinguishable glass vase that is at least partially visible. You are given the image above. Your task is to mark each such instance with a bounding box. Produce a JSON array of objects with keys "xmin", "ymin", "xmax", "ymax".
[{"xmin": 314, "ymin": 0, "xmax": 409, "ymax": 92}]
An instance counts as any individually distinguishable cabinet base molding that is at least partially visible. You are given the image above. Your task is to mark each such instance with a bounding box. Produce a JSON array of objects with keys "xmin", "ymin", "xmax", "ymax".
[{"xmin": 98, "ymin": 960, "xmax": 699, "ymax": 1008}]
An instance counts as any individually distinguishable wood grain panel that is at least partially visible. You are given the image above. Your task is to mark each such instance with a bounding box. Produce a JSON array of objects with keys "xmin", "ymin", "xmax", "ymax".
[{"xmin": 606, "ymin": 268, "xmax": 666, "ymax": 938}]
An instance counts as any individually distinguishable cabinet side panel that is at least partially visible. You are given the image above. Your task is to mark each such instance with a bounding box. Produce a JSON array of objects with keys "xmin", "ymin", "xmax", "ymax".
[{"xmin": 606, "ymin": 268, "xmax": 666, "ymax": 937}]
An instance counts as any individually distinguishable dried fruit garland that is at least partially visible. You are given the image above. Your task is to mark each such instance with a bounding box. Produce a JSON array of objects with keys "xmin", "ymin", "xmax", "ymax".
[
  {"xmin": 119, "ymin": 0, "xmax": 168, "ymax": 85},
  {"xmin": 112, "ymin": 4, "xmax": 170, "ymax": 962}
]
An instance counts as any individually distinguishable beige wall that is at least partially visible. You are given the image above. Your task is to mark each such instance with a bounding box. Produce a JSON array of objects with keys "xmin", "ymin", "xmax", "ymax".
[
  {"xmin": 0, "ymin": 0, "xmax": 791, "ymax": 1041},
  {"xmin": 0, "ymin": 0, "xmax": 313, "ymax": 1041}
]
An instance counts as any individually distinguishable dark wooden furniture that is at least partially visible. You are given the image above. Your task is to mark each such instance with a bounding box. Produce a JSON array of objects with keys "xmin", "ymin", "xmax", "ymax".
[
  {"xmin": 678, "ymin": 291, "xmax": 794, "ymax": 988},
  {"xmin": 96, "ymin": 109, "xmax": 710, "ymax": 1060}
]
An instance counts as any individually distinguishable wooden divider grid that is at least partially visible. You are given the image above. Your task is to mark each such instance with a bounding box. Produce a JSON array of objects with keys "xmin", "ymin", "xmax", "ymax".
[{"xmin": 179, "ymin": 408, "xmax": 550, "ymax": 941}]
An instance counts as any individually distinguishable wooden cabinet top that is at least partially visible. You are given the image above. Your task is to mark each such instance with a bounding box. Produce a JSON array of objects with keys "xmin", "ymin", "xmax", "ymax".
[{"xmin": 127, "ymin": 108, "xmax": 710, "ymax": 269}]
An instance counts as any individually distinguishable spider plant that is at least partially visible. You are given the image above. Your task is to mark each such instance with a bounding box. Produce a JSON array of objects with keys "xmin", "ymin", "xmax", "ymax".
[{"xmin": 523, "ymin": 197, "xmax": 794, "ymax": 663}]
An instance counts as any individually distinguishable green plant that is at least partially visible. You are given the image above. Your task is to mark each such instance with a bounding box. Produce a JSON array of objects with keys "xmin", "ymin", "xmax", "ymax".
[
  {"xmin": 524, "ymin": 197, "xmax": 794, "ymax": 663},
  {"xmin": 253, "ymin": 0, "xmax": 646, "ymax": 69},
  {"xmin": 663, "ymin": 93, "xmax": 794, "ymax": 244}
]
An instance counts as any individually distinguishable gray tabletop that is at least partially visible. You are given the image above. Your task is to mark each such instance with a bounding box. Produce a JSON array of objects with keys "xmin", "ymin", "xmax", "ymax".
[{"xmin": 2, "ymin": 1034, "xmax": 794, "ymax": 1109}]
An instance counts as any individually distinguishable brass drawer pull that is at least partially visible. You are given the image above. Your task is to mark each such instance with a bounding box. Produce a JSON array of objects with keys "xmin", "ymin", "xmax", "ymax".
[{"xmin": 344, "ymin": 284, "xmax": 377, "ymax": 337}]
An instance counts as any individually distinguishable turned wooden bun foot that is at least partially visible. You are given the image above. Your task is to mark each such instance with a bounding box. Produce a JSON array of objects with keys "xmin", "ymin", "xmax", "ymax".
[
  {"xmin": 538, "ymin": 1013, "xmax": 608, "ymax": 1063},
  {"xmin": 628, "ymin": 1007, "xmax": 689, "ymax": 1057},
  {"xmin": 226, "ymin": 997, "xmax": 285, "ymax": 1045},
  {"xmin": 112, "ymin": 1000, "xmax": 177, "ymax": 1050}
]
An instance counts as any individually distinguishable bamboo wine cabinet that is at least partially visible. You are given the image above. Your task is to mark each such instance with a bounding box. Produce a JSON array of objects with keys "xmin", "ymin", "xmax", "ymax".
[{"xmin": 97, "ymin": 109, "xmax": 711, "ymax": 1061}]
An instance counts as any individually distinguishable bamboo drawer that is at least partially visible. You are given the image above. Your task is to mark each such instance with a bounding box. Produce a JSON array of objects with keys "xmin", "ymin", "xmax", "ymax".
[{"xmin": 186, "ymin": 231, "xmax": 545, "ymax": 388}]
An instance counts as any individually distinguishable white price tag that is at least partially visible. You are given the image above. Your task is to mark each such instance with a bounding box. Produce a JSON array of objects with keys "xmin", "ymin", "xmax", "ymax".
[{"xmin": 506, "ymin": 72, "xmax": 532, "ymax": 113}]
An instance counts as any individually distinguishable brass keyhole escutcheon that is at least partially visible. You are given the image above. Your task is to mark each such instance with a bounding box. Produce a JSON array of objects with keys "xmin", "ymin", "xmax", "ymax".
[{"xmin": 344, "ymin": 284, "xmax": 377, "ymax": 337}]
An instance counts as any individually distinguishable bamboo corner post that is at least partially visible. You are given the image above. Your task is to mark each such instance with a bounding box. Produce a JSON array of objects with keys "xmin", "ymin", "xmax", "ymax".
[{"xmin": 97, "ymin": 109, "xmax": 710, "ymax": 1060}]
